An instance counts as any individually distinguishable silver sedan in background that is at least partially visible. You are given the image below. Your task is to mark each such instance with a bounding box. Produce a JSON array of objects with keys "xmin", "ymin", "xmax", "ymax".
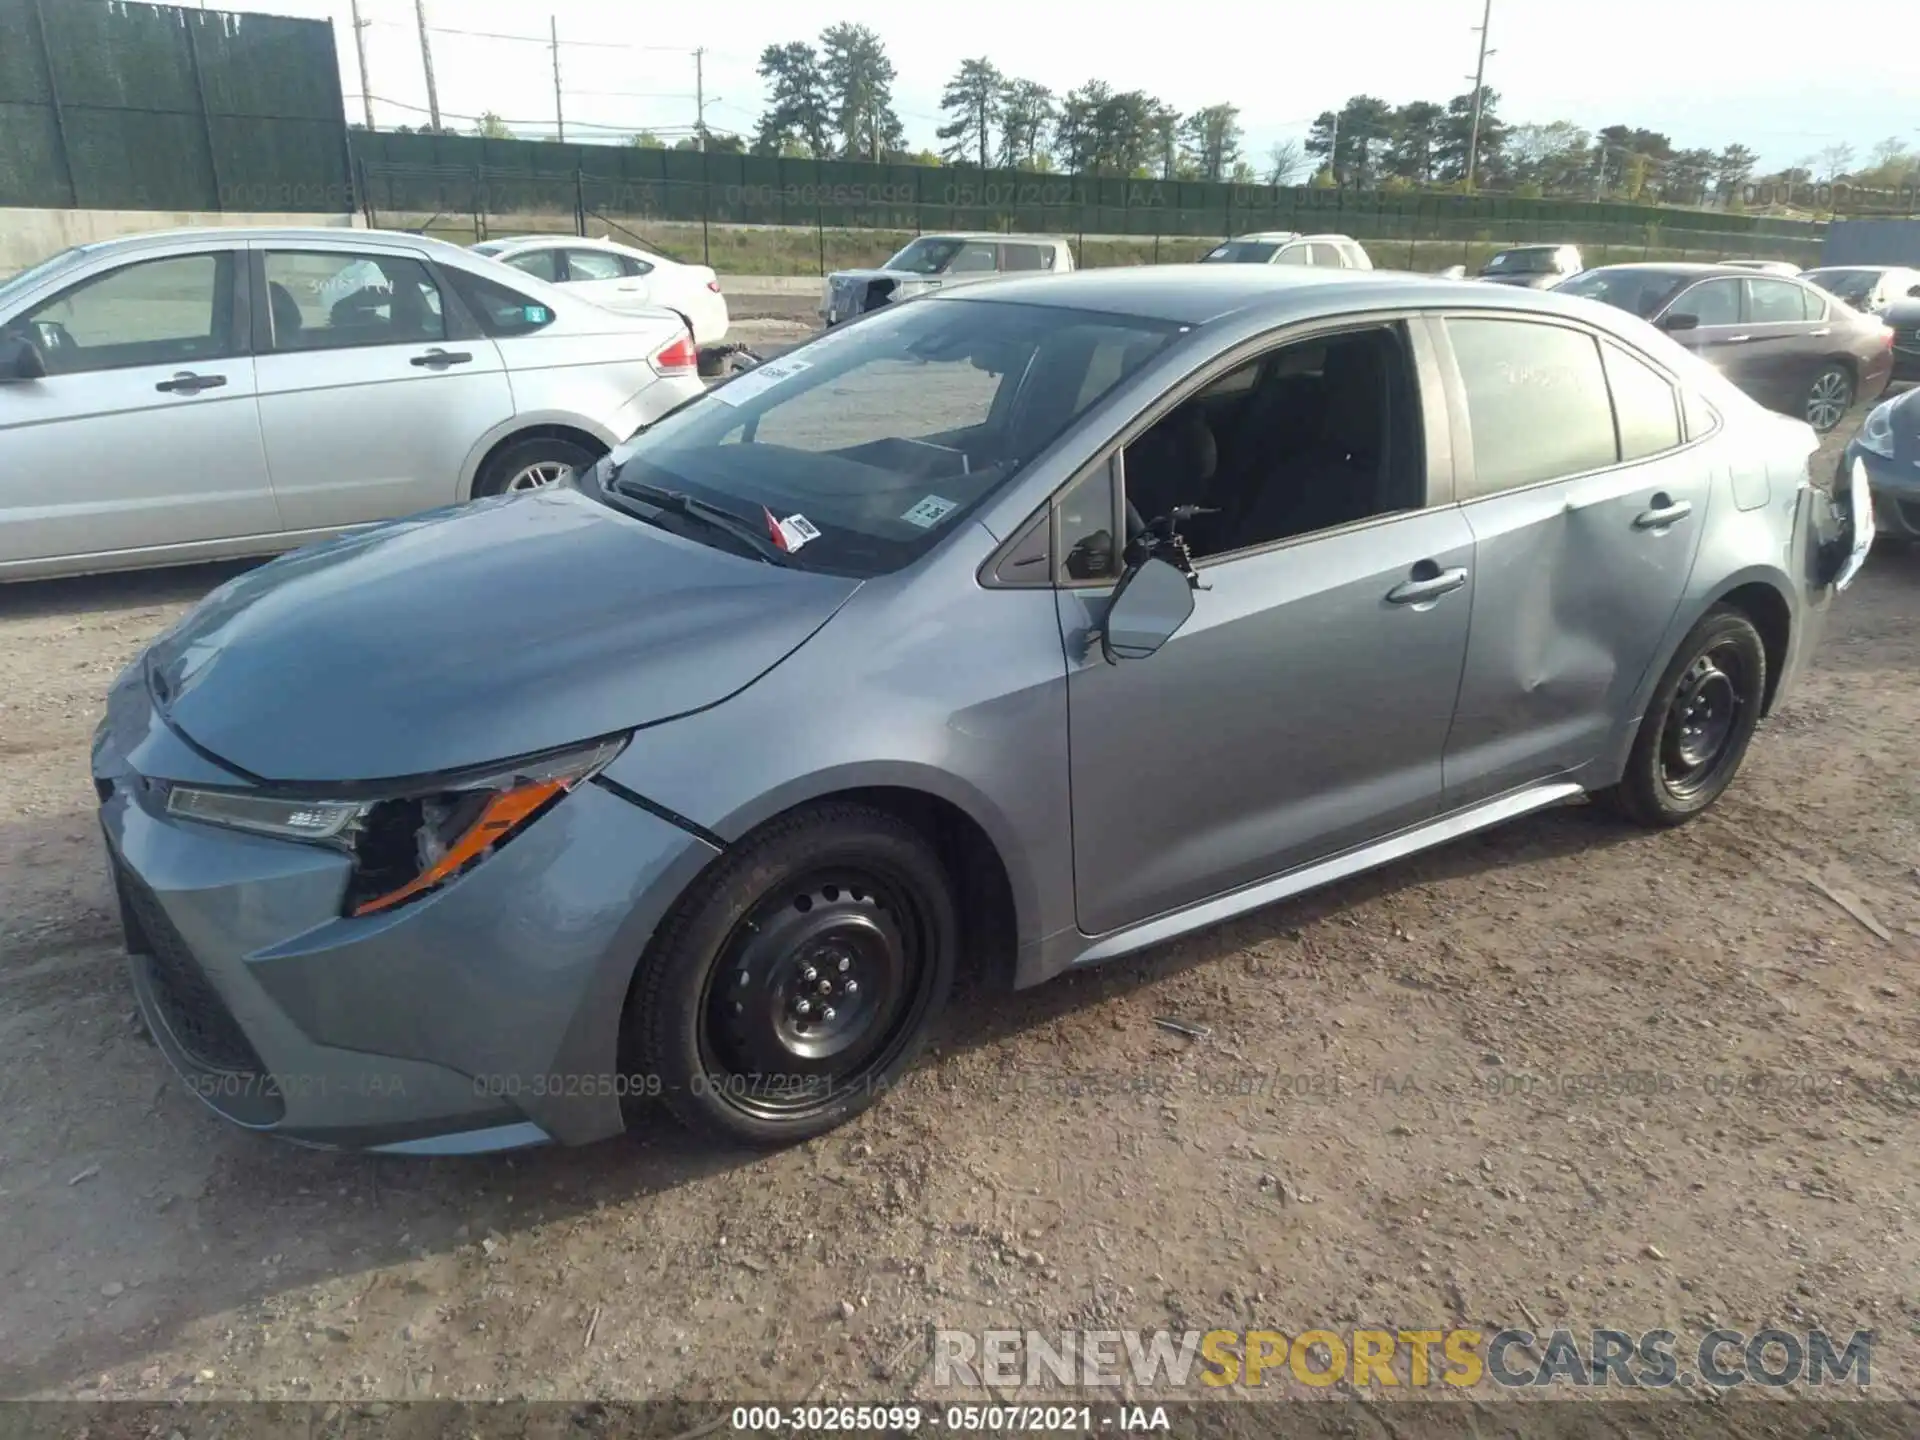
[{"xmin": 0, "ymin": 227, "xmax": 706, "ymax": 582}]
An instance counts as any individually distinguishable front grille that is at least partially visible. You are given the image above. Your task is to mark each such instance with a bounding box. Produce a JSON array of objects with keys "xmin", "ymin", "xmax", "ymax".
[{"xmin": 117, "ymin": 865, "xmax": 285, "ymax": 1124}]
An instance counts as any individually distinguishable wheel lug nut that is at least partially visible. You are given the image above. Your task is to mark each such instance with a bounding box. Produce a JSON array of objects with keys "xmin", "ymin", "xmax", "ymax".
[
  {"xmin": 795, "ymin": 998, "xmax": 811, "ymax": 1017},
  {"xmin": 836, "ymin": 957, "xmax": 851, "ymax": 972},
  {"xmin": 843, "ymin": 979, "xmax": 859, "ymax": 996},
  {"xmin": 801, "ymin": 965, "xmax": 817, "ymax": 983},
  {"xmin": 821, "ymin": 1005, "xmax": 836, "ymax": 1021}
]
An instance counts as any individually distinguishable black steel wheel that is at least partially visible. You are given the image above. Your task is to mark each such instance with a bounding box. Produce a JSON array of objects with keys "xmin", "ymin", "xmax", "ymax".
[
  {"xmin": 625, "ymin": 802, "xmax": 956, "ymax": 1146},
  {"xmin": 1601, "ymin": 606, "xmax": 1767, "ymax": 828}
]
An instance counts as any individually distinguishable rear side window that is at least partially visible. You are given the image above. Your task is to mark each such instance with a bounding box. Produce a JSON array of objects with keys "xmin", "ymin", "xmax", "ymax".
[
  {"xmin": 1001, "ymin": 243, "xmax": 1047, "ymax": 272},
  {"xmin": 565, "ymin": 249, "xmax": 624, "ymax": 282},
  {"xmin": 1274, "ymin": 245, "xmax": 1312, "ymax": 266},
  {"xmin": 1308, "ymin": 242, "xmax": 1344, "ymax": 267},
  {"xmin": 948, "ymin": 242, "xmax": 999, "ymax": 275},
  {"xmin": 1682, "ymin": 389, "xmax": 1720, "ymax": 441},
  {"xmin": 1668, "ymin": 279, "xmax": 1741, "ymax": 326},
  {"xmin": 441, "ymin": 267, "xmax": 555, "ymax": 337},
  {"xmin": 263, "ymin": 251, "xmax": 445, "ymax": 352},
  {"xmin": 1601, "ymin": 341, "xmax": 1682, "ymax": 461},
  {"xmin": 1448, "ymin": 318, "xmax": 1617, "ymax": 498},
  {"xmin": 1746, "ymin": 278, "xmax": 1809, "ymax": 323}
]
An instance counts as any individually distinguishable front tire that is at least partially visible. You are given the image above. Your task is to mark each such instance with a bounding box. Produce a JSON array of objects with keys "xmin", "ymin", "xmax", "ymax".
[
  {"xmin": 1601, "ymin": 607, "xmax": 1767, "ymax": 828},
  {"xmin": 625, "ymin": 803, "xmax": 956, "ymax": 1147},
  {"xmin": 1804, "ymin": 363, "xmax": 1854, "ymax": 434},
  {"xmin": 472, "ymin": 435, "xmax": 599, "ymax": 498}
]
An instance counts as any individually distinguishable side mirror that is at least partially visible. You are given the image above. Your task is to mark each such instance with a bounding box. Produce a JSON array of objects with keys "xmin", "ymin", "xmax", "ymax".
[
  {"xmin": 1660, "ymin": 311, "xmax": 1701, "ymax": 332},
  {"xmin": 1100, "ymin": 555, "xmax": 1196, "ymax": 664},
  {"xmin": 0, "ymin": 333, "xmax": 47, "ymax": 381}
]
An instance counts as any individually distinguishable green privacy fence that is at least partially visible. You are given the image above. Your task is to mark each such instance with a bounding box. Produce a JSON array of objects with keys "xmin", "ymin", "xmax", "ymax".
[
  {"xmin": 351, "ymin": 133, "xmax": 1826, "ymax": 270},
  {"xmin": 0, "ymin": 0, "xmax": 350, "ymax": 212}
]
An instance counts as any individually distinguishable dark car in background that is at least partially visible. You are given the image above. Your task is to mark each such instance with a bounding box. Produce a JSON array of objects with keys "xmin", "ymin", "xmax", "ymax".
[
  {"xmin": 1475, "ymin": 244, "xmax": 1583, "ymax": 288},
  {"xmin": 1884, "ymin": 295, "xmax": 1920, "ymax": 381},
  {"xmin": 1801, "ymin": 266, "xmax": 1920, "ymax": 318},
  {"xmin": 1557, "ymin": 263, "xmax": 1893, "ymax": 433},
  {"xmin": 1848, "ymin": 388, "xmax": 1920, "ymax": 542}
]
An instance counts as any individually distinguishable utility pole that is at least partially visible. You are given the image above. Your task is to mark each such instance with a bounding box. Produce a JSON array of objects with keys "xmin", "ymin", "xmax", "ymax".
[
  {"xmin": 693, "ymin": 47, "xmax": 706, "ymax": 151},
  {"xmin": 1593, "ymin": 148, "xmax": 1606, "ymax": 203},
  {"xmin": 1464, "ymin": 0, "xmax": 1493, "ymax": 192},
  {"xmin": 551, "ymin": 16, "xmax": 564, "ymax": 143},
  {"xmin": 413, "ymin": 0, "xmax": 441, "ymax": 133},
  {"xmin": 1328, "ymin": 109, "xmax": 1340, "ymax": 187},
  {"xmin": 349, "ymin": 0, "xmax": 374, "ymax": 131}
]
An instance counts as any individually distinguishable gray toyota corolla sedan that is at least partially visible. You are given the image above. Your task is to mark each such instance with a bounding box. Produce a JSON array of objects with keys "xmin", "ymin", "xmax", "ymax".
[{"xmin": 93, "ymin": 266, "xmax": 1871, "ymax": 1153}]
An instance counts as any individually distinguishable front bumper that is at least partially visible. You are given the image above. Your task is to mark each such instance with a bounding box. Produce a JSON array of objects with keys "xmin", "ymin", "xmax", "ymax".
[
  {"xmin": 1850, "ymin": 443, "xmax": 1920, "ymax": 541},
  {"xmin": 94, "ymin": 699, "xmax": 719, "ymax": 1152}
]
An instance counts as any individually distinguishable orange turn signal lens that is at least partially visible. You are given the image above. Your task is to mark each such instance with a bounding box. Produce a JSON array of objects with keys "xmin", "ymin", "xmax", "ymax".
[{"xmin": 351, "ymin": 776, "xmax": 566, "ymax": 916}]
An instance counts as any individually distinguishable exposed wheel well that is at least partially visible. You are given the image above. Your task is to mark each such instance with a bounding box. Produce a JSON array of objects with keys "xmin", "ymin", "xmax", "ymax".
[
  {"xmin": 1715, "ymin": 581, "xmax": 1791, "ymax": 715},
  {"xmin": 469, "ymin": 424, "xmax": 609, "ymax": 499}
]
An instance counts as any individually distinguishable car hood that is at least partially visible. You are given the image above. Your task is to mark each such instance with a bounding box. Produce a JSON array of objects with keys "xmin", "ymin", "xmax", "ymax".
[{"xmin": 143, "ymin": 488, "xmax": 860, "ymax": 784}]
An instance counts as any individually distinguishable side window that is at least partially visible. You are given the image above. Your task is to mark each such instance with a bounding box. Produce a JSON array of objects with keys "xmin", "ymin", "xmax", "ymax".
[
  {"xmin": 620, "ymin": 254, "xmax": 655, "ymax": 278},
  {"xmin": 947, "ymin": 242, "xmax": 999, "ymax": 275},
  {"xmin": 1681, "ymin": 389, "xmax": 1720, "ymax": 442},
  {"xmin": 565, "ymin": 249, "xmax": 625, "ymax": 282},
  {"xmin": 1801, "ymin": 287, "xmax": 1827, "ymax": 321},
  {"xmin": 263, "ymin": 251, "xmax": 445, "ymax": 351},
  {"xmin": 1058, "ymin": 458, "xmax": 1121, "ymax": 583},
  {"xmin": 1000, "ymin": 243, "xmax": 1047, "ymax": 272},
  {"xmin": 1601, "ymin": 341, "xmax": 1682, "ymax": 461},
  {"xmin": 1447, "ymin": 318, "xmax": 1617, "ymax": 498},
  {"xmin": 1746, "ymin": 278, "xmax": 1809, "ymax": 324},
  {"xmin": 1308, "ymin": 242, "xmax": 1344, "ymax": 267},
  {"xmin": 1273, "ymin": 245, "xmax": 1312, "ymax": 266},
  {"xmin": 503, "ymin": 249, "xmax": 560, "ymax": 283},
  {"xmin": 15, "ymin": 252, "xmax": 232, "ymax": 375},
  {"xmin": 440, "ymin": 267, "xmax": 556, "ymax": 338},
  {"xmin": 1121, "ymin": 324, "xmax": 1422, "ymax": 560},
  {"xmin": 1667, "ymin": 279, "xmax": 1741, "ymax": 327}
]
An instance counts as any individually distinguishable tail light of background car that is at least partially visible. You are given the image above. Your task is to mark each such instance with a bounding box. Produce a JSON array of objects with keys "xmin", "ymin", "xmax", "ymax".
[
  {"xmin": 650, "ymin": 333, "xmax": 699, "ymax": 377},
  {"xmin": 707, "ymin": 279, "xmax": 722, "ymax": 293}
]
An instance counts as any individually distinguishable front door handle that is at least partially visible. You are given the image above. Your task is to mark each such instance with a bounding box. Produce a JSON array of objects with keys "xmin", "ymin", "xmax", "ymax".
[
  {"xmin": 1386, "ymin": 566, "xmax": 1468, "ymax": 606},
  {"xmin": 410, "ymin": 348, "xmax": 473, "ymax": 368},
  {"xmin": 1634, "ymin": 496, "xmax": 1694, "ymax": 530},
  {"xmin": 154, "ymin": 371, "xmax": 226, "ymax": 394}
]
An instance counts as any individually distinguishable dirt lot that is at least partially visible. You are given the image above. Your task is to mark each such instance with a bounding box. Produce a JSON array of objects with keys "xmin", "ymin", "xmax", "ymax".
[{"xmin": 1, "ymin": 399, "xmax": 1916, "ymax": 1414}]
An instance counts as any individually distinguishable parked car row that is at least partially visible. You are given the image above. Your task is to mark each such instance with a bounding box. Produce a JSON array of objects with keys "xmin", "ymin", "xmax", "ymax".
[
  {"xmin": 0, "ymin": 228, "xmax": 708, "ymax": 581},
  {"xmin": 87, "ymin": 254, "xmax": 1870, "ymax": 1152}
]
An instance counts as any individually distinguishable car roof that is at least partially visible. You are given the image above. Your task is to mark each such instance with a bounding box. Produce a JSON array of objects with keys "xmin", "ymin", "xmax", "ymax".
[
  {"xmin": 56, "ymin": 225, "xmax": 479, "ymax": 264},
  {"xmin": 1578, "ymin": 261, "xmax": 1763, "ymax": 278},
  {"xmin": 931, "ymin": 262, "xmax": 1648, "ymax": 328},
  {"xmin": 912, "ymin": 231, "xmax": 1066, "ymax": 245},
  {"xmin": 1227, "ymin": 231, "xmax": 1302, "ymax": 243}
]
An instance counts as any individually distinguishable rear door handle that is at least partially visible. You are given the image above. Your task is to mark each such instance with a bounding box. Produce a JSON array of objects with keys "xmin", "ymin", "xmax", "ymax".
[
  {"xmin": 1809, "ymin": 328, "xmax": 1830, "ymax": 338},
  {"xmin": 1710, "ymin": 334, "xmax": 1752, "ymax": 345},
  {"xmin": 154, "ymin": 371, "xmax": 225, "ymax": 394},
  {"xmin": 410, "ymin": 348, "xmax": 472, "ymax": 368},
  {"xmin": 1634, "ymin": 497, "xmax": 1693, "ymax": 530},
  {"xmin": 1386, "ymin": 566, "xmax": 1468, "ymax": 606}
]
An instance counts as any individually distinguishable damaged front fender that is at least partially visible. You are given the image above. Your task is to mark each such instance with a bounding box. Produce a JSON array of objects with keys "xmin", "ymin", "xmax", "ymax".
[{"xmin": 1813, "ymin": 456, "xmax": 1875, "ymax": 592}]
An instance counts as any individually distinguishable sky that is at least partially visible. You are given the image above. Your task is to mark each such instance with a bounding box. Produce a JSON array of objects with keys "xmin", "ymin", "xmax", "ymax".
[{"xmin": 224, "ymin": 0, "xmax": 1919, "ymax": 173}]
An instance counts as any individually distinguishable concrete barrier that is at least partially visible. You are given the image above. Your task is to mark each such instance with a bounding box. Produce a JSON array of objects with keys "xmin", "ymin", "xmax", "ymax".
[{"xmin": 3, "ymin": 209, "xmax": 360, "ymax": 275}]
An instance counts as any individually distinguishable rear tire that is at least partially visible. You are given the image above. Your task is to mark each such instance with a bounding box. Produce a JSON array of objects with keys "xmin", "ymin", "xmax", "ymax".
[
  {"xmin": 1803, "ymin": 363, "xmax": 1854, "ymax": 434},
  {"xmin": 1600, "ymin": 607, "xmax": 1767, "ymax": 828},
  {"xmin": 472, "ymin": 435, "xmax": 599, "ymax": 498},
  {"xmin": 625, "ymin": 803, "xmax": 956, "ymax": 1147}
]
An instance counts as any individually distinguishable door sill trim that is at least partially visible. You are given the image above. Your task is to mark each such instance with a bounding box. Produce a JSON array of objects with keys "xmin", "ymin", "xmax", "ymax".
[{"xmin": 1070, "ymin": 781, "xmax": 1585, "ymax": 968}]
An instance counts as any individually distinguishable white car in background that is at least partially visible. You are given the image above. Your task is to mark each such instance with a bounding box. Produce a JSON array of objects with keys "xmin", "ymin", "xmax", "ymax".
[
  {"xmin": 0, "ymin": 227, "xmax": 706, "ymax": 582},
  {"xmin": 472, "ymin": 234, "xmax": 729, "ymax": 346},
  {"xmin": 1201, "ymin": 232, "xmax": 1374, "ymax": 269}
]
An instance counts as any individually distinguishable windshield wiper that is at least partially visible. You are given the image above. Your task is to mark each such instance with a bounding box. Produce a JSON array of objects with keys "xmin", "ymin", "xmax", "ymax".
[{"xmin": 608, "ymin": 476, "xmax": 797, "ymax": 566}]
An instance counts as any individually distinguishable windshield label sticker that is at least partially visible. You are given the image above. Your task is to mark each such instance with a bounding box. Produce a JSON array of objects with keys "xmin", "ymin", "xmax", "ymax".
[
  {"xmin": 711, "ymin": 355, "xmax": 812, "ymax": 406},
  {"xmin": 763, "ymin": 508, "xmax": 822, "ymax": 553},
  {"xmin": 901, "ymin": 494, "xmax": 958, "ymax": 528}
]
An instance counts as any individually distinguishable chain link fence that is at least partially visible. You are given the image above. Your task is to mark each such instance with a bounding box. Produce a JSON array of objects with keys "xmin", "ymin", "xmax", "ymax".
[{"xmin": 360, "ymin": 163, "xmax": 1826, "ymax": 276}]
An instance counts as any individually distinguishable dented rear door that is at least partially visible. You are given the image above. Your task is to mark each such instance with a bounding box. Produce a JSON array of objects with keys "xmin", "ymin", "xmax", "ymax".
[{"xmin": 1434, "ymin": 314, "xmax": 1713, "ymax": 808}]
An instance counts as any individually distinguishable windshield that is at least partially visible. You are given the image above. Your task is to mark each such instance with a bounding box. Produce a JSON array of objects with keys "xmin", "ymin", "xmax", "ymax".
[
  {"xmin": 882, "ymin": 237, "xmax": 972, "ymax": 274},
  {"xmin": 1802, "ymin": 269, "xmax": 1879, "ymax": 304},
  {"xmin": 0, "ymin": 246, "xmax": 85, "ymax": 305},
  {"xmin": 1555, "ymin": 268, "xmax": 1689, "ymax": 319},
  {"xmin": 601, "ymin": 296, "xmax": 1180, "ymax": 577},
  {"xmin": 1481, "ymin": 248, "xmax": 1563, "ymax": 275},
  {"xmin": 1202, "ymin": 241, "xmax": 1282, "ymax": 264}
]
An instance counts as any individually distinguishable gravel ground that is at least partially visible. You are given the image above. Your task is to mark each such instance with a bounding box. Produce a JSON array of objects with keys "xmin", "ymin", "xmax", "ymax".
[{"xmin": 0, "ymin": 387, "xmax": 1915, "ymax": 1412}]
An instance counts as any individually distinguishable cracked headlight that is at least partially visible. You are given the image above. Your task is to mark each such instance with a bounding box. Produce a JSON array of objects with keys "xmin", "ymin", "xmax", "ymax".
[{"xmin": 165, "ymin": 735, "xmax": 628, "ymax": 916}]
